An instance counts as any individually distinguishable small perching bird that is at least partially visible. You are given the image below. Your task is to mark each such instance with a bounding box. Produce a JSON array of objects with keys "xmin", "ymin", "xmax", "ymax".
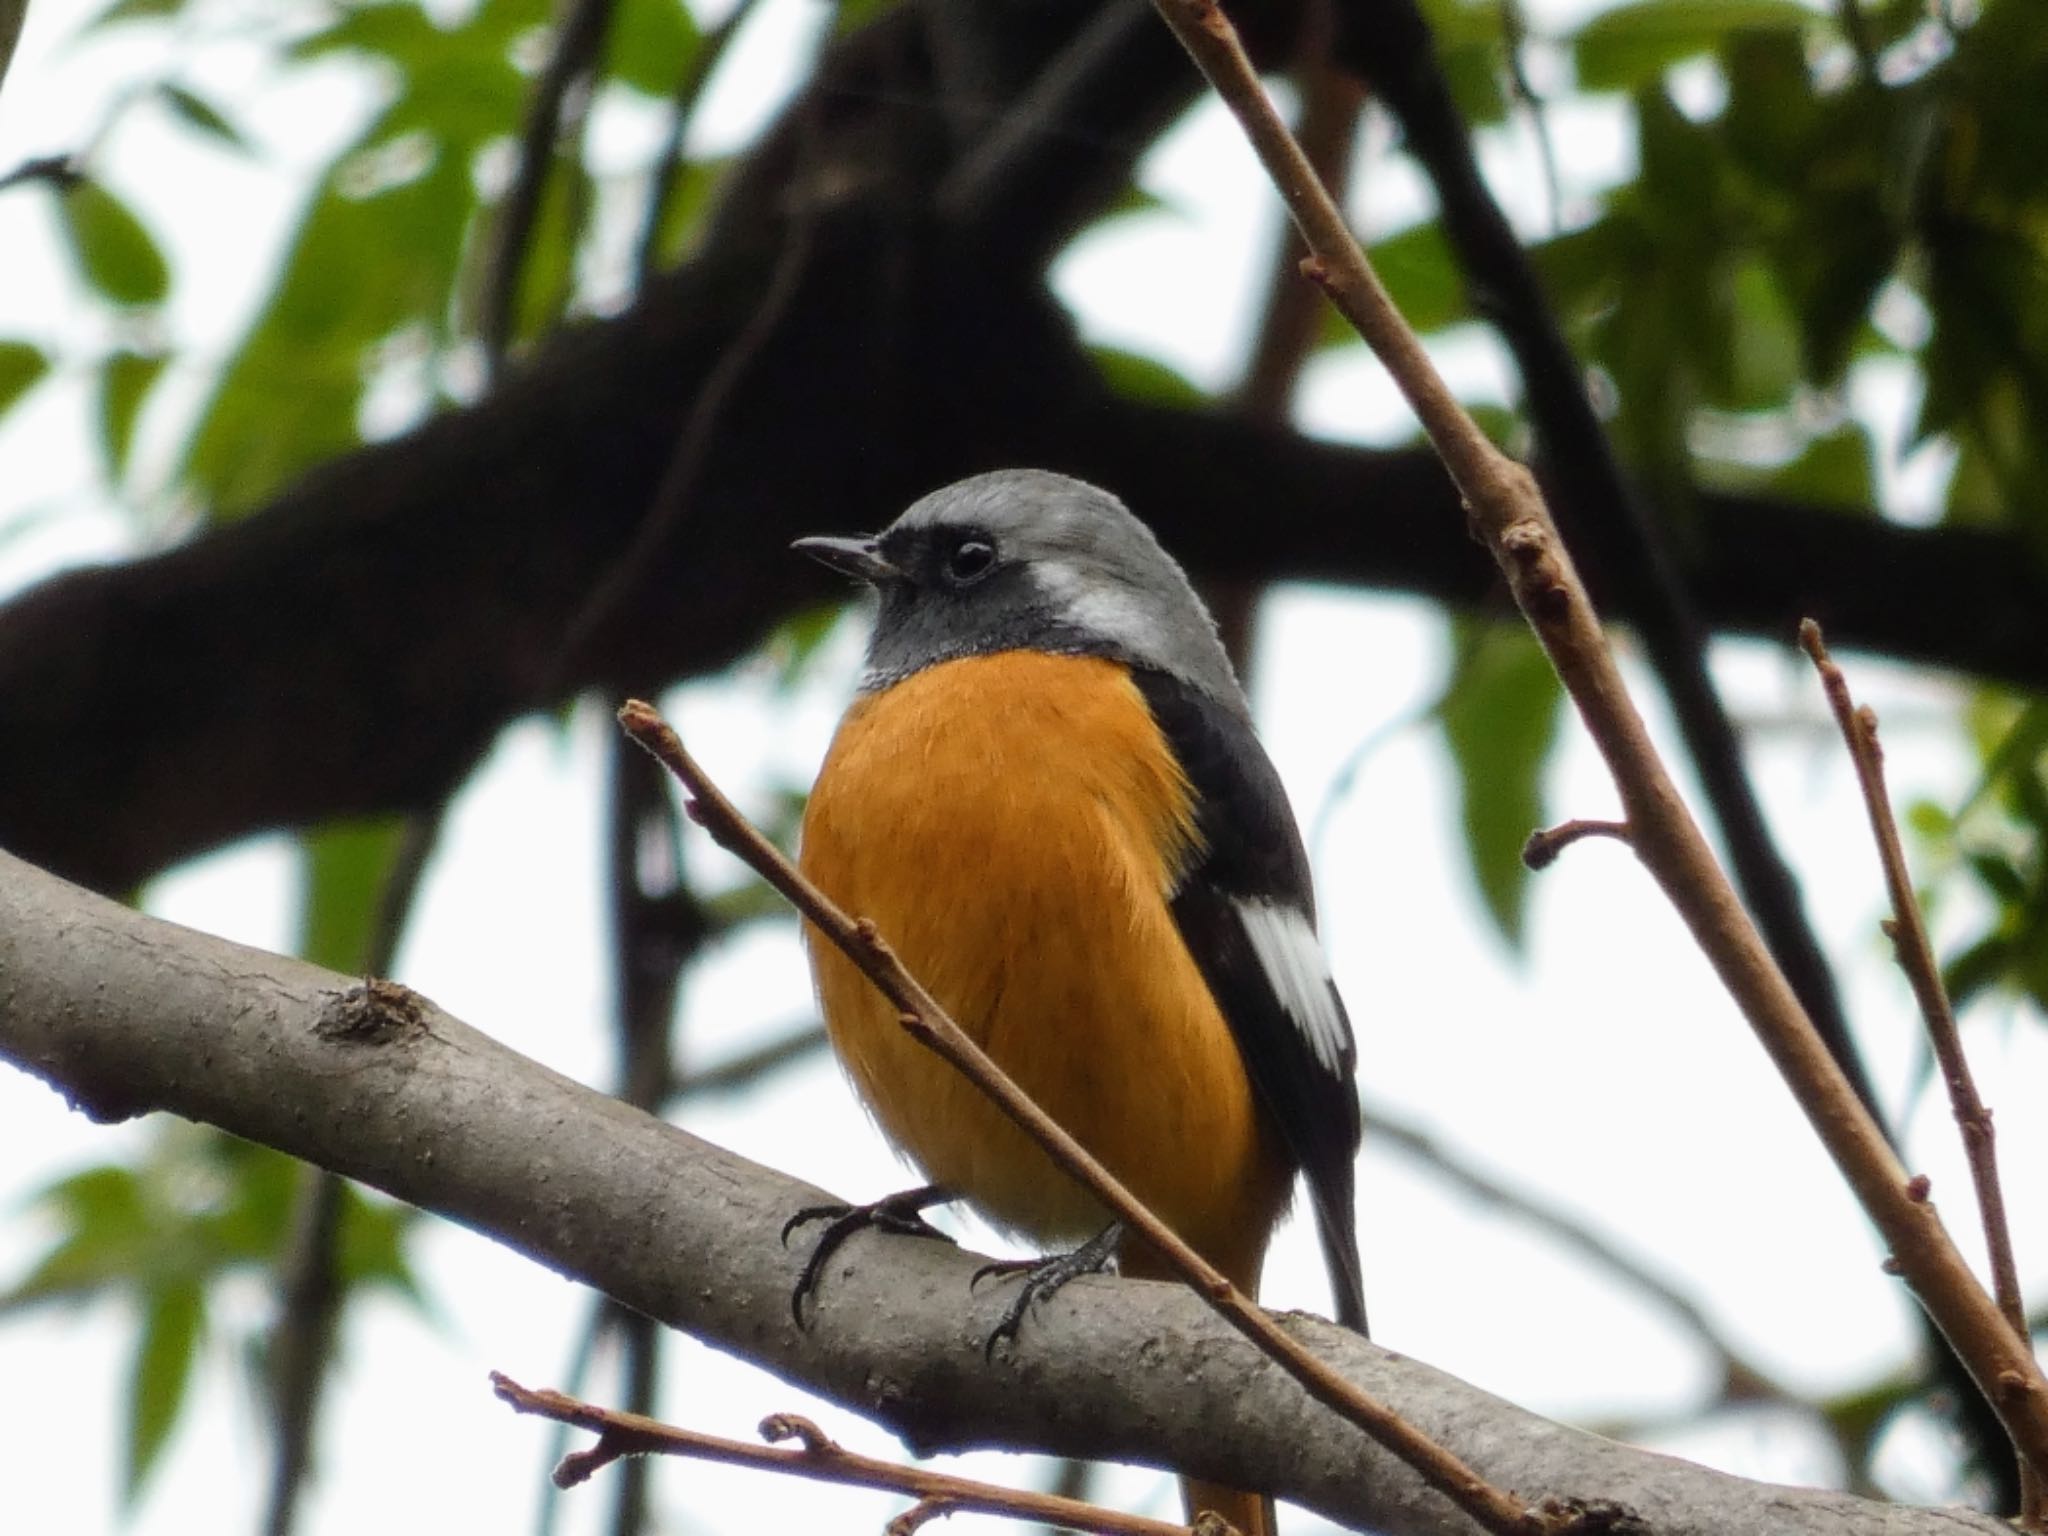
[{"xmin": 793, "ymin": 469, "xmax": 1365, "ymax": 1536}]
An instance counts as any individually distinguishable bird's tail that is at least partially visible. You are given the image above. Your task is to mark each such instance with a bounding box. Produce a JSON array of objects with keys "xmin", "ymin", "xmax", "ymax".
[{"xmin": 1118, "ymin": 1234, "xmax": 1278, "ymax": 1536}]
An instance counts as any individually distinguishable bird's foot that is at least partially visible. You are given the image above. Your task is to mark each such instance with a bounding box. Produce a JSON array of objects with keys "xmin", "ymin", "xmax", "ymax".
[
  {"xmin": 973, "ymin": 1220, "xmax": 1124, "ymax": 1359},
  {"xmin": 782, "ymin": 1183, "xmax": 955, "ymax": 1325}
]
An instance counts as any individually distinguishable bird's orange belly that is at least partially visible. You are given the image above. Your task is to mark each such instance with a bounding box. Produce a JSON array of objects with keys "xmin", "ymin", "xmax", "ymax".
[{"xmin": 799, "ymin": 652, "xmax": 1286, "ymax": 1278}]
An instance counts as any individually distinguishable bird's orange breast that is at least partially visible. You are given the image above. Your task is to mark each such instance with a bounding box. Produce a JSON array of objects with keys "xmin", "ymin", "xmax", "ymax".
[{"xmin": 798, "ymin": 651, "xmax": 1287, "ymax": 1279}]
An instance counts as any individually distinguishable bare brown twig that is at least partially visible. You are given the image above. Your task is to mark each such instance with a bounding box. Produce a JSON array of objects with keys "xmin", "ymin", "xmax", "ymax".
[
  {"xmin": 1148, "ymin": 0, "xmax": 2048, "ymax": 1490},
  {"xmin": 1799, "ymin": 619, "xmax": 2041, "ymax": 1526},
  {"xmin": 1521, "ymin": 819, "xmax": 1631, "ymax": 871},
  {"xmin": 615, "ymin": 700, "xmax": 1560, "ymax": 1536},
  {"xmin": 491, "ymin": 1374, "xmax": 1204, "ymax": 1536}
]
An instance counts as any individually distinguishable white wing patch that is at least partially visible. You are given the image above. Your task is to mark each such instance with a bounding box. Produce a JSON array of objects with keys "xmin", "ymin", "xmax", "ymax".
[{"xmin": 1235, "ymin": 898, "xmax": 1349, "ymax": 1072}]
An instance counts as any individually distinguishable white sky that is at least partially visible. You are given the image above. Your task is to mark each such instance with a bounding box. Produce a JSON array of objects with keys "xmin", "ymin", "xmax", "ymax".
[{"xmin": 0, "ymin": 1, "xmax": 2036, "ymax": 1533}]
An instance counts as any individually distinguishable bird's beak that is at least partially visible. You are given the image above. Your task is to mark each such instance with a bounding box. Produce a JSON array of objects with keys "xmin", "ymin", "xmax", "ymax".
[{"xmin": 791, "ymin": 534, "xmax": 898, "ymax": 584}]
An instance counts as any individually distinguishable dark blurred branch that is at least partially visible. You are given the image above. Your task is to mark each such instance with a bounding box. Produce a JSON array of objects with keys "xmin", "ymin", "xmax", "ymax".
[
  {"xmin": 262, "ymin": 1168, "xmax": 344, "ymax": 1536},
  {"xmin": 589, "ymin": 722, "xmax": 701, "ymax": 1536},
  {"xmin": 1363, "ymin": 1099, "xmax": 1786, "ymax": 1406},
  {"xmin": 261, "ymin": 811, "xmax": 443, "ymax": 1536},
  {"xmin": 1326, "ymin": 0, "xmax": 1879, "ymax": 1129},
  {"xmin": 936, "ymin": 0, "xmax": 1154, "ymax": 227},
  {"xmin": 633, "ymin": 0, "xmax": 762, "ymax": 284},
  {"xmin": 1210, "ymin": 14, "xmax": 1364, "ymax": 668},
  {"xmin": 674, "ymin": 1022, "xmax": 828, "ymax": 1098},
  {"xmin": 480, "ymin": 0, "xmax": 619, "ymax": 372}
]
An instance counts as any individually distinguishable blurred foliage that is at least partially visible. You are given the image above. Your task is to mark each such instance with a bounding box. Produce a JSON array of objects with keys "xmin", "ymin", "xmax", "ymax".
[
  {"xmin": 1, "ymin": 0, "xmax": 2045, "ymax": 1519},
  {"xmin": 1438, "ymin": 620, "xmax": 1566, "ymax": 951},
  {"xmin": 0, "ymin": 1129, "xmax": 421, "ymax": 1501},
  {"xmin": 1911, "ymin": 699, "xmax": 2048, "ymax": 1016}
]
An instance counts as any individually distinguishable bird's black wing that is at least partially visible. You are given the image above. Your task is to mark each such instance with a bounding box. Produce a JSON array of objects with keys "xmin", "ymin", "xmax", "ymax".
[{"xmin": 1132, "ymin": 668, "xmax": 1367, "ymax": 1333}]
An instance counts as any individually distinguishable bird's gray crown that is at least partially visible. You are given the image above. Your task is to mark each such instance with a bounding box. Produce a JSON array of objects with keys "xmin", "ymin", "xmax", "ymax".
[{"xmin": 835, "ymin": 470, "xmax": 1247, "ymax": 711}]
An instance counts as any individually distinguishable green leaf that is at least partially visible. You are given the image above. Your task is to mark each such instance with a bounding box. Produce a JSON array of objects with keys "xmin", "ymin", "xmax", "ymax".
[
  {"xmin": 298, "ymin": 819, "xmax": 411, "ymax": 973},
  {"xmin": 502, "ymin": 155, "xmax": 593, "ymax": 350},
  {"xmin": 55, "ymin": 178, "xmax": 170, "ymax": 306},
  {"xmin": 1420, "ymin": 0, "xmax": 1509, "ymax": 127},
  {"xmin": 834, "ymin": 0, "xmax": 901, "ymax": 35},
  {"xmin": 0, "ymin": 341, "xmax": 50, "ymax": 417},
  {"xmin": 1437, "ymin": 622, "xmax": 1565, "ymax": 951},
  {"xmin": 643, "ymin": 155, "xmax": 732, "ymax": 270},
  {"xmin": 1573, "ymin": 0, "xmax": 1816, "ymax": 93},
  {"xmin": 769, "ymin": 602, "xmax": 847, "ymax": 693},
  {"xmin": 606, "ymin": 0, "xmax": 702, "ymax": 97},
  {"xmin": 183, "ymin": 0, "xmax": 532, "ymax": 516},
  {"xmin": 124, "ymin": 1280, "xmax": 203, "ymax": 1503},
  {"xmin": 1365, "ymin": 220, "xmax": 1466, "ymax": 338},
  {"xmin": 99, "ymin": 350, "xmax": 168, "ymax": 479},
  {"xmin": 1764, "ymin": 424, "xmax": 1876, "ymax": 508},
  {"xmin": 1704, "ymin": 259, "xmax": 1801, "ymax": 412},
  {"xmin": 1905, "ymin": 799, "xmax": 1952, "ymax": 842},
  {"xmin": 1088, "ymin": 345, "xmax": 1209, "ymax": 408},
  {"xmin": 1963, "ymin": 702, "xmax": 2048, "ymax": 818},
  {"xmin": 1967, "ymin": 850, "xmax": 2029, "ymax": 906},
  {"xmin": 336, "ymin": 1188, "xmax": 428, "ymax": 1306},
  {"xmin": 1943, "ymin": 933, "xmax": 2011, "ymax": 1012},
  {"xmin": 88, "ymin": 0, "xmax": 182, "ymax": 28},
  {"xmin": 0, "ymin": 1165, "xmax": 148, "ymax": 1312},
  {"xmin": 158, "ymin": 84, "xmax": 249, "ymax": 150}
]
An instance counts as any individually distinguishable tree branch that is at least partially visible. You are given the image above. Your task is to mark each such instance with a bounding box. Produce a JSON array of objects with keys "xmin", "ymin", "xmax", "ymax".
[{"xmin": 0, "ymin": 843, "xmax": 2016, "ymax": 1536}]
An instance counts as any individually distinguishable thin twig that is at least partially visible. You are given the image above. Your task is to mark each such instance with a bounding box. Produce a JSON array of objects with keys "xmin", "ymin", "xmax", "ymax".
[
  {"xmin": 616, "ymin": 700, "xmax": 1558, "ymax": 1536},
  {"xmin": 1799, "ymin": 619, "xmax": 2041, "ymax": 1526},
  {"xmin": 935, "ymin": 0, "xmax": 1154, "ymax": 223},
  {"xmin": 672, "ymin": 1021, "xmax": 828, "ymax": 1098},
  {"xmin": 492, "ymin": 1375, "xmax": 1207, "ymax": 1536},
  {"xmin": 1149, "ymin": 0, "xmax": 2048, "ymax": 1489},
  {"xmin": 1521, "ymin": 818, "xmax": 1630, "ymax": 871}
]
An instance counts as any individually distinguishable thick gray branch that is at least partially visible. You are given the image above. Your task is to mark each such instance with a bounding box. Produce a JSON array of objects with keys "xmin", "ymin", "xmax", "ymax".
[{"xmin": 0, "ymin": 846, "xmax": 2004, "ymax": 1536}]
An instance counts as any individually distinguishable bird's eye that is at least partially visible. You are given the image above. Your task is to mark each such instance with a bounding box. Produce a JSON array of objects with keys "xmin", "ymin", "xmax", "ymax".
[{"xmin": 944, "ymin": 537, "xmax": 997, "ymax": 586}]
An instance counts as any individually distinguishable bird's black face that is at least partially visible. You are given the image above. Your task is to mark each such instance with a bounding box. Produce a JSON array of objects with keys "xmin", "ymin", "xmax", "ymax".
[
  {"xmin": 877, "ymin": 519, "xmax": 1004, "ymax": 594},
  {"xmin": 793, "ymin": 517, "xmax": 1087, "ymax": 688}
]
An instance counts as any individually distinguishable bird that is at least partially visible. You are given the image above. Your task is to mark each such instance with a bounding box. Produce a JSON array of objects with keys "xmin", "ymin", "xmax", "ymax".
[{"xmin": 791, "ymin": 468, "xmax": 1365, "ymax": 1536}]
